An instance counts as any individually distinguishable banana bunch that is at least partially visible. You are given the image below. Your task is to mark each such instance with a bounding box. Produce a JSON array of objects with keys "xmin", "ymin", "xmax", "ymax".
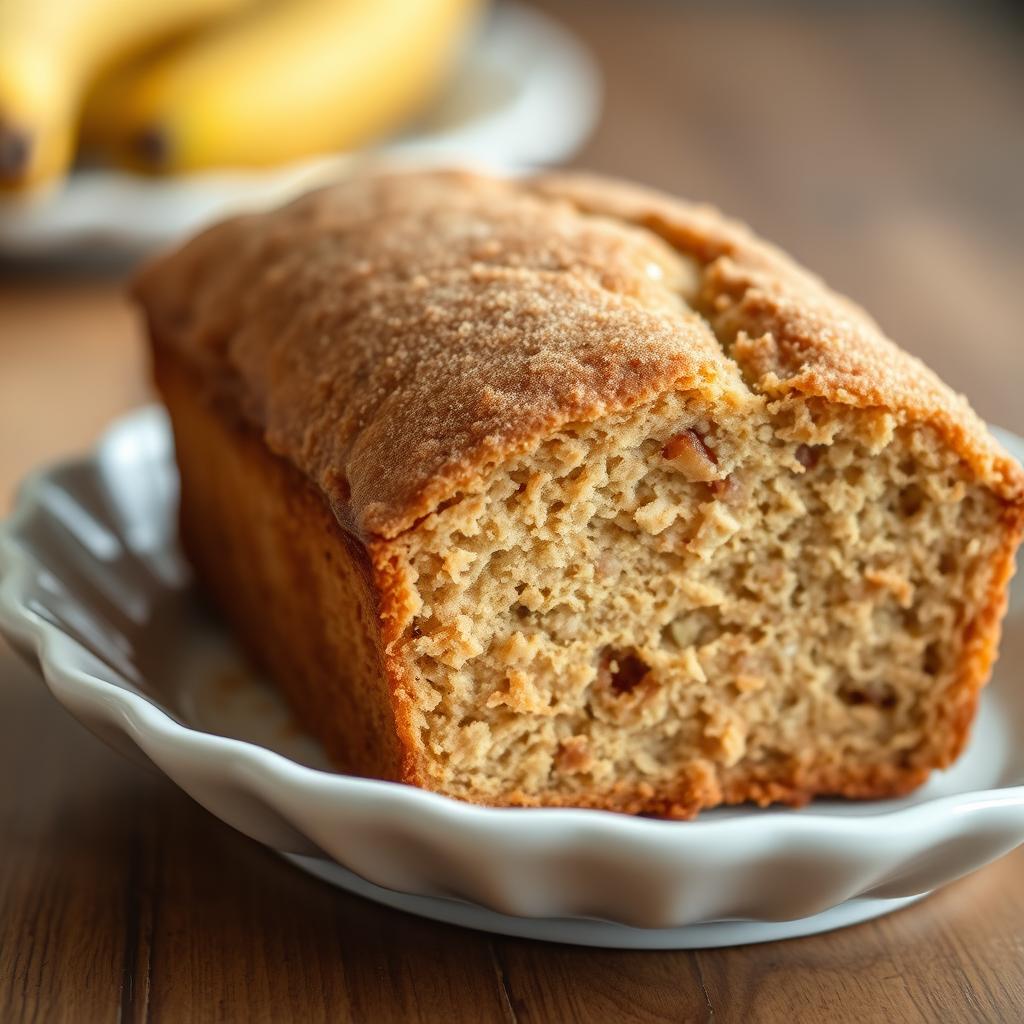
[
  {"xmin": 0, "ymin": 0, "xmax": 254, "ymax": 191},
  {"xmin": 0, "ymin": 0, "xmax": 480, "ymax": 193}
]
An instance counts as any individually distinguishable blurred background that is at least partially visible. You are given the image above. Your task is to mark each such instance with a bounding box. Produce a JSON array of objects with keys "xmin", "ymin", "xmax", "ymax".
[{"xmin": 1, "ymin": 0, "xmax": 1022, "ymax": 507}]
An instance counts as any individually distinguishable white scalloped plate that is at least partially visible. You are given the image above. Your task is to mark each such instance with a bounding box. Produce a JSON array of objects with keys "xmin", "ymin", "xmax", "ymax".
[
  {"xmin": 0, "ymin": 3, "xmax": 598, "ymax": 256},
  {"xmin": 2, "ymin": 407, "xmax": 1024, "ymax": 949}
]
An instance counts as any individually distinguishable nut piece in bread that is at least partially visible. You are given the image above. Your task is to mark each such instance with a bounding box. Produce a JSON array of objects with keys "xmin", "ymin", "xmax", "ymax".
[{"xmin": 135, "ymin": 170, "xmax": 1024, "ymax": 818}]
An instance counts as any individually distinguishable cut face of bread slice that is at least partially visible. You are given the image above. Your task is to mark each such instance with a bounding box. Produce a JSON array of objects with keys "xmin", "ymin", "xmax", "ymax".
[{"xmin": 390, "ymin": 386, "xmax": 1013, "ymax": 814}]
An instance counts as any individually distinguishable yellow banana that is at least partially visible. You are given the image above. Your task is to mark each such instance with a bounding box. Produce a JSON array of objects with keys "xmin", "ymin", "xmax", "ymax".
[
  {"xmin": 83, "ymin": 0, "xmax": 482, "ymax": 174},
  {"xmin": 0, "ymin": 0, "xmax": 254, "ymax": 192}
]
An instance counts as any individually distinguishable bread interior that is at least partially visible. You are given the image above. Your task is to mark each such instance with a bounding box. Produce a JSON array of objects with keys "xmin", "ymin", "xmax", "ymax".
[{"xmin": 396, "ymin": 389, "xmax": 1006, "ymax": 810}]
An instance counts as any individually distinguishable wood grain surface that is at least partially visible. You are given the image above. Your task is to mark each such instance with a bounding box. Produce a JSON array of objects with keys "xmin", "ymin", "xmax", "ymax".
[{"xmin": 1, "ymin": 2, "xmax": 1023, "ymax": 1021}]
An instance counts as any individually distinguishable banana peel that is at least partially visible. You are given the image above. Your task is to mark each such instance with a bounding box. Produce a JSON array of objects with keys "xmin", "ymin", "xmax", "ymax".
[{"xmin": 83, "ymin": 0, "xmax": 483, "ymax": 175}]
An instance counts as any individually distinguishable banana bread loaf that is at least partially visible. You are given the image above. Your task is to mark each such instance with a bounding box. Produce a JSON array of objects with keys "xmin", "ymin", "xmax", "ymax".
[{"xmin": 135, "ymin": 169, "xmax": 1024, "ymax": 817}]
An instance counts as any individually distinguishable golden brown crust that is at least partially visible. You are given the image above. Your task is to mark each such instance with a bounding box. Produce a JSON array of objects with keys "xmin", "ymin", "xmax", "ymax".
[
  {"xmin": 156, "ymin": 352, "xmax": 406, "ymax": 781},
  {"xmin": 530, "ymin": 171, "xmax": 1024, "ymax": 503},
  {"xmin": 134, "ymin": 170, "xmax": 733, "ymax": 541},
  {"xmin": 135, "ymin": 169, "xmax": 1024, "ymax": 545}
]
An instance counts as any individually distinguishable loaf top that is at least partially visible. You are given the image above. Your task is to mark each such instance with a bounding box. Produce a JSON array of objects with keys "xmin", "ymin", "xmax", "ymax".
[{"xmin": 134, "ymin": 169, "xmax": 1024, "ymax": 539}]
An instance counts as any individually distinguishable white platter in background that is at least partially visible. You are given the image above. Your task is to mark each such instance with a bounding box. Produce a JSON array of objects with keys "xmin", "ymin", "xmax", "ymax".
[
  {"xmin": 2, "ymin": 408, "xmax": 1023, "ymax": 949},
  {"xmin": 0, "ymin": 2, "xmax": 599, "ymax": 257}
]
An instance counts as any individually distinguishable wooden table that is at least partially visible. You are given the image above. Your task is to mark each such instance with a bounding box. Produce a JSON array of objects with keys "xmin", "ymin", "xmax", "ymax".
[{"xmin": 2, "ymin": 2, "xmax": 1023, "ymax": 1020}]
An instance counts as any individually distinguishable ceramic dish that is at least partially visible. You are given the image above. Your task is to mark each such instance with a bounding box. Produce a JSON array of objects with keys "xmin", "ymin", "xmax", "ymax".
[
  {"xmin": 0, "ymin": 2, "xmax": 598, "ymax": 257},
  {"xmin": 2, "ymin": 407, "xmax": 1023, "ymax": 949}
]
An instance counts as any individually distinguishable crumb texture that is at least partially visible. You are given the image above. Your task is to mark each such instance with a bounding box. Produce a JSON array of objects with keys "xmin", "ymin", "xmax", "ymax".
[{"xmin": 395, "ymin": 390, "xmax": 1013, "ymax": 813}]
